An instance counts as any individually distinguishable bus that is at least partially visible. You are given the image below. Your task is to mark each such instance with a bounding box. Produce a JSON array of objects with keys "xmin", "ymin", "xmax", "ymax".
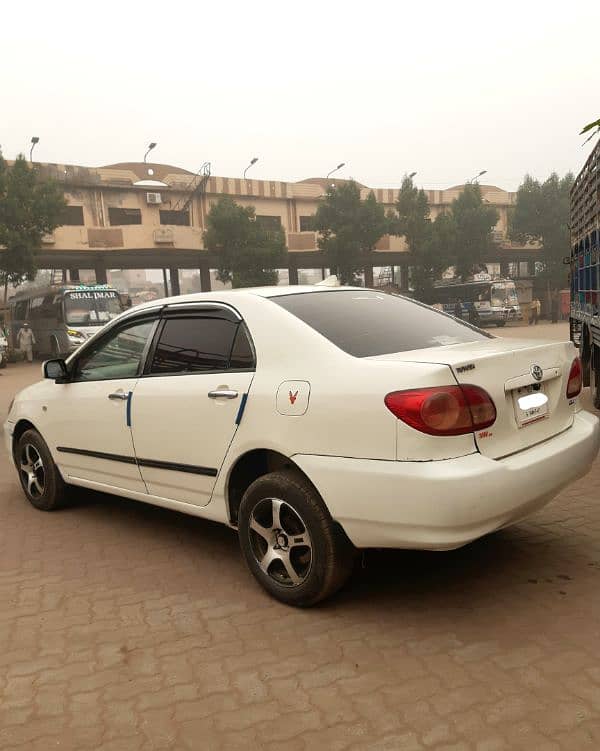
[
  {"xmin": 432, "ymin": 274, "xmax": 522, "ymax": 327},
  {"xmin": 8, "ymin": 284, "xmax": 125, "ymax": 358}
]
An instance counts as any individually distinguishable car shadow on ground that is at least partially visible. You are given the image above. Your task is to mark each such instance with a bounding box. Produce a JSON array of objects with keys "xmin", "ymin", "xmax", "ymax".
[{"xmin": 59, "ymin": 485, "xmax": 584, "ymax": 613}]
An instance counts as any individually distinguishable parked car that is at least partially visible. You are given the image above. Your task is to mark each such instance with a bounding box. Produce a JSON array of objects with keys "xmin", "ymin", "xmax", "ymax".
[{"xmin": 4, "ymin": 287, "xmax": 599, "ymax": 606}]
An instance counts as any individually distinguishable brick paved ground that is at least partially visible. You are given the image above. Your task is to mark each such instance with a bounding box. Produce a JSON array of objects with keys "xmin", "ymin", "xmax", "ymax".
[{"xmin": 2, "ymin": 322, "xmax": 600, "ymax": 750}]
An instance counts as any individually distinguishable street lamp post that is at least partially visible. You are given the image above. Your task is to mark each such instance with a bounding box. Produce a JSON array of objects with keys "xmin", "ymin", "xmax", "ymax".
[
  {"xmin": 29, "ymin": 137, "xmax": 39, "ymax": 162},
  {"xmin": 469, "ymin": 170, "xmax": 487, "ymax": 184},
  {"xmin": 144, "ymin": 142, "xmax": 157, "ymax": 163},
  {"xmin": 326, "ymin": 162, "xmax": 345, "ymax": 179},
  {"xmin": 244, "ymin": 157, "xmax": 258, "ymax": 179}
]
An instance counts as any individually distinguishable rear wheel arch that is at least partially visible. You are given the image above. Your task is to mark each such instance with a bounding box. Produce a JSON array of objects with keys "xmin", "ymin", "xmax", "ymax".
[{"xmin": 225, "ymin": 449, "xmax": 323, "ymax": 526}]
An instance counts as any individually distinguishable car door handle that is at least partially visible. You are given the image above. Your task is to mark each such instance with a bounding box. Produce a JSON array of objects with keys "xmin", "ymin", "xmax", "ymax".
[
  {"xmin": 108, "ymin": 392, "xmax": 129, "ymax": 401},
  {"xmin": 208, "ymin": 389, "xmax": 239, "ymax": 399}
]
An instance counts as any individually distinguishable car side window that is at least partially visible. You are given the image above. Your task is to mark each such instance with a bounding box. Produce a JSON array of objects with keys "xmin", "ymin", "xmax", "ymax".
[
  {"xmin": 229, "ymin": 324, "xmax": 255, "ymax": 369},
  {"xmin": 148, "ymin": 316, "xmax": 254, "ymax": 375},
  {"xmin": 73, "ymin": 319, "xmax": 156, "ymax": 382}
]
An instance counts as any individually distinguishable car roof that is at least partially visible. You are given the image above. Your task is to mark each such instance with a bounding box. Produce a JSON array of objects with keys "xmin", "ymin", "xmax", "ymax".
[{"xmin": 129, "ymin": 284, "xmax": 364, "ymax": 313}]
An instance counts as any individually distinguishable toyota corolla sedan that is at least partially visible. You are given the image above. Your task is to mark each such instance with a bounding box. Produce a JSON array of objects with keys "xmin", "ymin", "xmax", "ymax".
[{"xmin": 4, "ymin": 287, "xmax": 599, "ymax": 606}]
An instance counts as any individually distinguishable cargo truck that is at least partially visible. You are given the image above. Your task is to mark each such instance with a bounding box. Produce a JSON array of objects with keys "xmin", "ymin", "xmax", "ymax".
[{"xmin": 570, "ymin": 139, "xmax": 600, "ymax": 408}]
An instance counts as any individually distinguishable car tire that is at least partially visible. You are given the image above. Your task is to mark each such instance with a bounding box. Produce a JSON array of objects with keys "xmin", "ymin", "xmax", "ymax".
[
  {"xmin": 590, "ymin": 347, "xmax": 600, "ymax": 411},
  {"xmin": 0, "ymin": 353, "xmax": 6, "ymax": 369},
  {"xmin": 496, "ymin": 321, "xmax": 506, "ymax": 328},
  {"xmin": 16, "ymin": 429, "xmax": 68, "ymax": 511},
  {"xmin": 238, "ymin": 469, "xmax": 355, "ymax": 607}
]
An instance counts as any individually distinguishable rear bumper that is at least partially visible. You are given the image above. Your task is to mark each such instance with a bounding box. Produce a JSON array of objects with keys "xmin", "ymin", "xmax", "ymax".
[{"xmin": 294, "ymin": 411, "xmax": 600, "ymax": 550}]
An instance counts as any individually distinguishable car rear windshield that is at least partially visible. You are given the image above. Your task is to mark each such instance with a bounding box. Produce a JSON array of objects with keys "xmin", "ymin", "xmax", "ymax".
[{"xmin": 271, "ymin": 290, "xmax": 491, "ymax": 357}]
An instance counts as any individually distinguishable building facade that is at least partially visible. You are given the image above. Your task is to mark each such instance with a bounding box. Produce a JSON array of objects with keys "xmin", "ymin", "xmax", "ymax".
[{"xmin": 10, "ymin": 160, "xmax": 539, "ymax": 294}]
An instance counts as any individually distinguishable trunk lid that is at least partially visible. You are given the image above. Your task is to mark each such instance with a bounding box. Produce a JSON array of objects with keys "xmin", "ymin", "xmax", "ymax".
[{"xmin": 370, "ymin": 338, "xmax": 578, "ymax": 459}]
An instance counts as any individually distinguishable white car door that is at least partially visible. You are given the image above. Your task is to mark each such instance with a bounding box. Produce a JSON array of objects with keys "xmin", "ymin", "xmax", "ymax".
[
  {"xmin": 130, "ymin": 305, "xmax": 255, "ymax": 506},
  {"xmin": 50, "ymin": 314, "xmax": 159, "ymax": 493}
]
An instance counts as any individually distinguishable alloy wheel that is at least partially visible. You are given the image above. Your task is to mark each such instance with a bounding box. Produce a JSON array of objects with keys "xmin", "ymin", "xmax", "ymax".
[
  {"xmin": 20, "ymin": 443, "xmax": 45, "ymax": 498},
  {"xmin": 248, "ymin": 497, "xmax": 312, "ymax": 587}
]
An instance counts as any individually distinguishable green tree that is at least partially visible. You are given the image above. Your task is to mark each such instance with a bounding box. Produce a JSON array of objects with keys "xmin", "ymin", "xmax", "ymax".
[
  {"xmin": 581, "ymin": 117, "xmax": 600, "ymax": 144},
  {"xmin": 389, "ymin": 175, "xmax": 454, "ymax": 302},
  {"xmin": 449, "ymin": 183, "xmax": 499, "ymax": 280},
  {"xmin": 510, "ymin": 172, "xmax": 573, "ymax": 289},
  {"xmin": 0, "ymin": 152, "xmax": 66, "ymax": 302},
  {"xmin": 204, "ymin": 196, "xmax": 286, "ymax": 288},
  {"xmin": 313, "ymin": 181, "xmax": 388, "ymax": 285}
]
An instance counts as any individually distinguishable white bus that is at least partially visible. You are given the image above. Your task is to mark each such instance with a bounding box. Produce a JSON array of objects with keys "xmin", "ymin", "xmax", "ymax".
[
  {"xmin": 433, "ymin": 275, "xmax": 522, "ymax": 327},
  {"xmin": 9, "ymin": 284, "xmax": 124, "ymax": 358}
]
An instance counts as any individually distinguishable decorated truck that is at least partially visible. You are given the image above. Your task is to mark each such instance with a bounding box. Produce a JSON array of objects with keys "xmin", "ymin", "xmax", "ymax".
[{"xmin": 570, "ymin": 138, "xmax": 600, "ymax": 408}]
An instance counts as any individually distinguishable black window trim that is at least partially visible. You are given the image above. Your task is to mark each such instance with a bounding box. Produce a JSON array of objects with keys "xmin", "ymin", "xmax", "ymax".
[
  {"xmin": 141, "ymin": 308, "xmax": 256, "ymax": 378},
  {"xmin": 67, "ymin": 313, "xmax": 161, "ymax": 383},
  {"xmin": 162, "ymin": 301, "xmax": 241, "ymax": 322}
]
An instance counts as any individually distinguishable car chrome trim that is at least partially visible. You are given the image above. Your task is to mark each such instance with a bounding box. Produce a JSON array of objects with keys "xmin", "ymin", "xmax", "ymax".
[{"xmin": 56, "ymin": 446, "xmax": 217, "ymax": 476}]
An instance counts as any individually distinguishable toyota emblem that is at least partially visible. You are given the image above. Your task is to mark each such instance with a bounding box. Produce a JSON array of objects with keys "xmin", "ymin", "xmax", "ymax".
[{"xmin": 530, "ymin": 364, "xmax": 543, "ymax": 382}]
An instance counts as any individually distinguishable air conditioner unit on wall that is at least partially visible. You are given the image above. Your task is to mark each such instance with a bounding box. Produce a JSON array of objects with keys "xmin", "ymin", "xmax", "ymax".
[{"xmin": 146, "ymin": 192, "xmax": 162, "ymax": 204}]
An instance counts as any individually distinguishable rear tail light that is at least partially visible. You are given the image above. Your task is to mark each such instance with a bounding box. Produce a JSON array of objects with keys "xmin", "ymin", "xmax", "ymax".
[
  {"xmin": 384, "ymin": 385, "xmax": 496, "ymax": 436},
  {"xmin": 566, "ymin": 357, "xmax": 582, "ymax": 398}
]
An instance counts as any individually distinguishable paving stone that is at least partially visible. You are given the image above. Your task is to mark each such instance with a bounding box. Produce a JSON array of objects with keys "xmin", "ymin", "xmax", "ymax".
[{"xmin": 1, "ymin": 338, "xmax": 600, "ymax": 750}]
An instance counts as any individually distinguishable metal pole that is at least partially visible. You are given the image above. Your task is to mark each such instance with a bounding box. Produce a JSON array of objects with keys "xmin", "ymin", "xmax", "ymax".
[
  {"xmin": 326, "ymin": 162, "xmax": 345, "ymax": 179},
  {"xmin": 244, "ymin": 158, "xmax": 258, "ymax": 179}
]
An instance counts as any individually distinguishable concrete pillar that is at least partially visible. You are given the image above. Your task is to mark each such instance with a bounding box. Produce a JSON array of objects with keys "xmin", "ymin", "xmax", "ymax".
[
  {"xmin": 399, "ymin": 264, "xmax": 410, "ymax": 292},
  {"xmin": 199, "ymin": 263, "xmax": 212, "ymax": 292},
  {"xmin": 364, "ymin": 265, "xmax": 374, "ymax": 289},
  {"xmin": 94, "ymin": 263, "xmax": 107, "ymax": 285},
  {"xmin": 288, "ymin": 262, "xmax": 299, "ymax": 285},
  {"xmin": 169, "ymin": 267, "xmax": 181, "ymax": 296},
  {"xmin": 69, "ymin": 268, "xmax": 80, "ymax": 282}
]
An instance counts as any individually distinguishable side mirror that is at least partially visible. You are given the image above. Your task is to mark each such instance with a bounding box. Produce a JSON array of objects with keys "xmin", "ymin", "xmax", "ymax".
[{"xmin": 43, "ymin": 358, "xmax": 69, "ymax": 382}]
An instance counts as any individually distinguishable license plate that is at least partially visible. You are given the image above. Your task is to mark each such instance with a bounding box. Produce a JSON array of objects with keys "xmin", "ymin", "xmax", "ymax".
[{"xmin": 512, "ymin": 384, "xmax": 549, "ymax": 427}]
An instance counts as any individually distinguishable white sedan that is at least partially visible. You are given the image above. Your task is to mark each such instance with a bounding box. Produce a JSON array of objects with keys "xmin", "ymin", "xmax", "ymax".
[{"xmin": 4, "ymin": 287, "xmax": 599, "ymax": 606}]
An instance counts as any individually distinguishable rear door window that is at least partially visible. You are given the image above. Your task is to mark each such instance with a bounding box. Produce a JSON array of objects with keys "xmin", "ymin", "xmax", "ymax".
[
  {"xmin": 148, "ymin": 317, "xmax": 255, "ymax": 374},
  {"xmin": 271, "ymin": 290, "xmax": 490, "ymax": 357}
]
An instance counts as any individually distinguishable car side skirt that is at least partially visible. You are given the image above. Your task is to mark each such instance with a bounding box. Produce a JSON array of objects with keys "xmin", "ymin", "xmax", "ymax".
[{"xmin": 63, "ymin": 475, "xmax": 232, "ymax": 525}]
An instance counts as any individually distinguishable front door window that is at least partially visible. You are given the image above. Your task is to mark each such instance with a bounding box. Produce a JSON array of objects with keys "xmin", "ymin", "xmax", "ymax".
[{"xmin": 74, "ymin": 319, "xmax": 155, "ymax": 381}]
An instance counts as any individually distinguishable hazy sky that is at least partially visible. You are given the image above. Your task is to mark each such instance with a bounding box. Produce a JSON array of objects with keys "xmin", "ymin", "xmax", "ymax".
[{"xmin": 2, "ymin": 0, "xmax": 599, "ymax": 191}]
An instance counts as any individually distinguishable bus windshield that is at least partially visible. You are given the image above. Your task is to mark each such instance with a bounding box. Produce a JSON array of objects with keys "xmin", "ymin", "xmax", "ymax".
[
  {"xmin": 64, "ymin": 290, "xmax": 123, "ymax": 326},
  {"xmin": 491, "ymin": 282, "xmax": 518, "ymax": 308}
]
